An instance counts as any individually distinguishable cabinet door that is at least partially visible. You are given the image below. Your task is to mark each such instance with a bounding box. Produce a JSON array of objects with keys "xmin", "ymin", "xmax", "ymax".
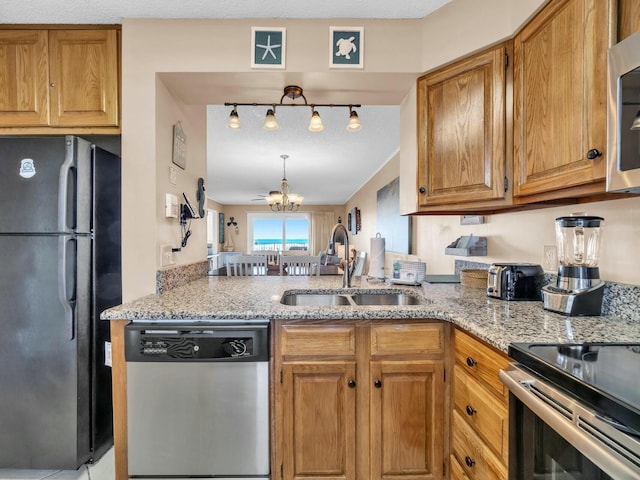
[
  {"xmin": 49, "ymin": 29, "xmax": 118, "ymax": 127},
  {"xmin": 281, "ymin": 361, "xmax": 357, "ymax": 480},
  {"xmin": 417, "ymin": 45, "xmax": 507, "ymax": 208},
  {"xmin": 370, "ymin": 360, "xmax": 445, "ymax": 480},
  {"xmin": 0, "ymin": 30, "xmax": 49, "ymax": 126},
  {"xmin": 513, "ymin": 0, "xmax": 610, "ymax": 198}
]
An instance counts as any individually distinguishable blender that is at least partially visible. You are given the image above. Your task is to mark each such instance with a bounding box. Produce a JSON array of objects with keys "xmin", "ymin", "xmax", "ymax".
[{"xmin": 542, "ymin": 215, "xmax": 605, "ymax": 316}]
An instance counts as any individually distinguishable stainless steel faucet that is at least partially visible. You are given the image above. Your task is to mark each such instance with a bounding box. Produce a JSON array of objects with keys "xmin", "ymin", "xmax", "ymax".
[{"xmin": 328, "ymin": 222, "xmax": 353, "ymax": 288}]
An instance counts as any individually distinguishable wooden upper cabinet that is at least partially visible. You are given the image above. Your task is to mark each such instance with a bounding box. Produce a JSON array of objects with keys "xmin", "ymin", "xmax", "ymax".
[
  {"xmin": 0, "ymin": 28, "xmax": 119, "ymax": 130},
  {"xmin": 416, "ymin": 43, "xmax": 509, "ymax": 210},
  {"xmin": 618, "ymin": 0, "xmax": 640, "ymax": 41},
  {"xmin": 49, "ymin": 29, "xmax": 118, "ymax": 127},
  {"xmin": 0, "ymin": 30, "xmax": 50, "ymax": 126},
  {"xmin": 513, "ymin": 0, "xmax": 611, "ymax": 199}
]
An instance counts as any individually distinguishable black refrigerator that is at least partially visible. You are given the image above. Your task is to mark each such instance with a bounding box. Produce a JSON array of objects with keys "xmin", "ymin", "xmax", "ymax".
[{"xmin": 0, "ymin": 136, "xmax": 121, "ymax": 469}]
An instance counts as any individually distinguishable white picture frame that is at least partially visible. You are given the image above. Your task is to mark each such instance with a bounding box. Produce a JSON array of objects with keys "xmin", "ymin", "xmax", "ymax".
[
  {"xmin": 251, "ymin": 27, "xmax": 286, "ymax": 69},
  {"xmin": 329, "ymin": 26, "xmax": 364, "ymax": 69}
]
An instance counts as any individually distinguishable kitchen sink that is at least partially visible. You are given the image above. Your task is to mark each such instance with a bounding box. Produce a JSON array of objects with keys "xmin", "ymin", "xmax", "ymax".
[
  {"xmin": 351, "ymin": 293, "xmax": 421, "ymax": 305},
  {"xmin": 280, "ymin": 293, "xmax": 353, "ymax": 306},
  {"xmin": 280, "ymin": 291, "xmax": 422, "ymax": 307}
]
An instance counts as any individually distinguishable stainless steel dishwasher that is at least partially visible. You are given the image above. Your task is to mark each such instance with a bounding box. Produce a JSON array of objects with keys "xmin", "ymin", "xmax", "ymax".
[{"xmin": 124, "ymin": 320, "xmax": 270, "ymax": 479}]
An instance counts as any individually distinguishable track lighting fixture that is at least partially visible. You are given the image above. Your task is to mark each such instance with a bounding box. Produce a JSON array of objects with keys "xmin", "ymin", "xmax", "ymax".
[{"xmin": 225, "ymin": 85, "xmax": 361, "ymax": 132}]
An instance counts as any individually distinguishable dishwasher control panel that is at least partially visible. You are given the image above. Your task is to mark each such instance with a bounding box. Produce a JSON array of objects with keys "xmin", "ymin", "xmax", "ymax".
[{"xmin": 124, "ymin": 322, "xmax": 269, "ymax": 362}]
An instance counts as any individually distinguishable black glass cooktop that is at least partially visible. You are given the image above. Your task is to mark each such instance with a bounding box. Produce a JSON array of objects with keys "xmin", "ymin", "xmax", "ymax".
[{"xmin": 509, "ymin": 343, "xmax": 640, "ymax": 434}]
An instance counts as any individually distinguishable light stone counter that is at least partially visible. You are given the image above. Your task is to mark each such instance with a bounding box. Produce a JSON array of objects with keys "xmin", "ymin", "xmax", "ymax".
[{"xmin": 102, "ymin": 275, "xmax": 640, "ymax": 353}]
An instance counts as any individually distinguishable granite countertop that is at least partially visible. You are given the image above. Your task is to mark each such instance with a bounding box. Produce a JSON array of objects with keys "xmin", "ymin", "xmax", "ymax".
[{"xmin": 101, "ymin": 276, "xmax": 640, "ymax": 353}]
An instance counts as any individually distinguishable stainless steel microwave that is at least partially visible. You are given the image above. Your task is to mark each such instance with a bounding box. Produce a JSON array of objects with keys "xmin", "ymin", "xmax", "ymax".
[{"xmin": 607, "ymin": 30, "xmax": 640, "ymax": 193}]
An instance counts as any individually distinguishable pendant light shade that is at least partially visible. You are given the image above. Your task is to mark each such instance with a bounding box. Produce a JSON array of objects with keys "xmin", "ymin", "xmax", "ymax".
[
  {"xmin": 308, "ymin": 110, "xmax": 324, "ymax": 132},
  {"xmin": 346, "ymin": 109, "xmax": 362, "ymax": 132},
  {"xmin": 227, "ymin": 107, "xmax": 241, "ymax": 129},
  {"xmin": 263, "ymin": 108, "xmax": 279, "ymax": 130}
]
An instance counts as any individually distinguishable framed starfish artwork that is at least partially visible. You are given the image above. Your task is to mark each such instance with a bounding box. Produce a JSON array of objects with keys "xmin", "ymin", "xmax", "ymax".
[
  {"xmin": 251, "ymin": 27, "xmax": 286, "ymax": 68},
  {"xmin": 329, "ymin": 26, "xmax": 364, "ymax": 68}
]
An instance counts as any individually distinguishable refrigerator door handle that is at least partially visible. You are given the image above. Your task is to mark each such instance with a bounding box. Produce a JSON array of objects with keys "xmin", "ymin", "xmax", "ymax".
[
  {"xmin": 58, "ymin": 235, "xmax": 76, "ymax": 340},
  {"xmin": 57, "ymin": 138, "xmax": 75, "ymax": 233}
]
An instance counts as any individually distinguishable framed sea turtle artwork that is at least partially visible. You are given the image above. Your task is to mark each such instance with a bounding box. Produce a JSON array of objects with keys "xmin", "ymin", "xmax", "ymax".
[{"xmin": 329, "ymin": 26, "xmax": 363, "ymax": 68}]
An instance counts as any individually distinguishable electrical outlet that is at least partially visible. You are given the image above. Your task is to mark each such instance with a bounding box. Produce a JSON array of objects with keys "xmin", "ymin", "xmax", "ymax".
[
  {"xmin": 160, "ymin": 244, "xmax": 174, "ymax": 267},
  {"xmin": 543, "ymin": 245, "xmax": 557, "ymax": 271}
]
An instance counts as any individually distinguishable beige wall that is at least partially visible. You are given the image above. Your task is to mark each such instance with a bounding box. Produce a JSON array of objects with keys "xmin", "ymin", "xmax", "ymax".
[
  {"xmin": 120, "ymin": 0, "xmax": 612, "ymax": 301},
  {"xmin": 121, "ymin": 17, "xmax": 427, "ymax": 300},
  {"xmin": 356, "ymin": 153, "xmax": 640, "ymax": 285},
  {"xmin": 156, "ymin": 77, "xmax": 208, "ymax": 266},
  {"xmin": 412, "ymin": 197, "xmax": 640, "ymax": 284}
]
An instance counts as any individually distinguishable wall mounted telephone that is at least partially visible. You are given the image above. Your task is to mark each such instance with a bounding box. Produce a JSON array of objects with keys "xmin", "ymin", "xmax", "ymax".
[{"xmin": 181, "ymin": 193, "xmax": 199, "ymax": 219}]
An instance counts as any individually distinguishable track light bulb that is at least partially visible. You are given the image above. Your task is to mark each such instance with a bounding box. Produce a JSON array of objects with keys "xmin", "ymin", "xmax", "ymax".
[
  {"xmin": 308, "ymin": 110, "xmax": 324, "ymax": 132},
  {"xmin": 346, "ymin": 109, "xmax": 362, "ymax": 132},
  {"xmin": 263, "ymin": 109, "xmax": 279, "ymax": 130},
  {"xmin": 227, "ymin": 108, "xmax": 241, "ymax": 129}
]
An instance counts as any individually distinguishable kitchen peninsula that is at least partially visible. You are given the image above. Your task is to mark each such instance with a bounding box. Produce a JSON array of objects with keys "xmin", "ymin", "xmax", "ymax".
[{"xmin": 103, "ymin": 275, "xmax": 640, "ymax": 480}]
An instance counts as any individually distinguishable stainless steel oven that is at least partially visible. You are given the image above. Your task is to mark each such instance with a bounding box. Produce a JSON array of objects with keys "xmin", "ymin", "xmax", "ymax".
[
  {"xmin": 124, "ymin": 320, "xmax": 270, "ymax": 479},
  {"xmin": 500, "ymin": 343, "xmax": 640, "ymax": 480}
]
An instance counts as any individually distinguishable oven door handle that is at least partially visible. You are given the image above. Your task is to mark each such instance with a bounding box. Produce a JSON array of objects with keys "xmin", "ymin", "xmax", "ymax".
[{"xmin": 499, "ymin": 366, "xmax": 640, "ymax": 480}]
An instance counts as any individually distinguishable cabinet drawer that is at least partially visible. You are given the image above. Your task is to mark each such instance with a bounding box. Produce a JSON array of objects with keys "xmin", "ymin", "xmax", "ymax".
[
  {"xmin": 453, "ymin": 364, "xmax": 508, "ymax": 462},
  {"xmin": 454, "ymin": 328, "xmax": 509, "ymax": 398},
  {"xmin": 281, "ymin": 325, "xmax": 356, "ymax": 357},
  {"xmin": 451, "ymin": 410, "xmax": 506, "ymax": 480},
  {"xmin": 450, "ymin": 454, "xmax": 471, "ymax": 480},
  {"xmin": 371, "ymin": 323, "xmax": 443, "ymax": 356}
]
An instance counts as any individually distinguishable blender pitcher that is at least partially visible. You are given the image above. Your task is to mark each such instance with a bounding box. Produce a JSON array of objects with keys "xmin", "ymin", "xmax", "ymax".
[{"xmin": 542, "ymin": 215, "xmax": 605, "ymax": 316}]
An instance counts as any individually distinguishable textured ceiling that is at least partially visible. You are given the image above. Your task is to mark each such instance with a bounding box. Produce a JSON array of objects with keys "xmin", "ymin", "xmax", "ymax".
[{"xmin": 0, "ymin": 0, "xmax": 452, "ymax": 24}]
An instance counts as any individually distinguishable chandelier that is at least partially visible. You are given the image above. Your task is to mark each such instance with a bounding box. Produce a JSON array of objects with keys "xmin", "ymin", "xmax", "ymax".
[
  {"xmin": 225, "ymin": 85, "xmax": 362, "ymax": 132},
  {"xmin": 266, "ymin": 155, "xmax": 303, "ymax": 211}
]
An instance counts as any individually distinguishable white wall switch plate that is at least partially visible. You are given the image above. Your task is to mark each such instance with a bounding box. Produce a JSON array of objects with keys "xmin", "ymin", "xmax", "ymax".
[
  {"xmin": 543, "ymin": 245, "xmax": 558, "ymax": 271},
  {"xmin": 169, "ymin": 165, "xmax": 178, "ymax": 185},
  {"xmin": 165, "ymin": 193, "xmax": 179, "ymax": 218}
]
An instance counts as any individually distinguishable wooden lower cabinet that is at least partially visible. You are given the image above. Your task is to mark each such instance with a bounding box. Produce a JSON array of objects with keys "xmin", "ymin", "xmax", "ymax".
[
  {"xmin": 274, "ymin": 320, "xmax": 446, "ymax": 480},
  {"xmin": 450, "ymin": 328, "xmax": 509, "ymax": 480},
  {"xmin": 370, "ymin": 360, "xmax": 445, "ymax": 480},
  {"xmin": 281, "ymin": 361, "xmax": 357, "ymax": 480}
]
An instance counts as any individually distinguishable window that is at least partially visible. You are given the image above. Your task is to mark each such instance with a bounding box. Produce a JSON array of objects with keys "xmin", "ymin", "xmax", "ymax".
[{"xmin": 247, "ymin": 212, "xmax": 310, "ymax": 253}]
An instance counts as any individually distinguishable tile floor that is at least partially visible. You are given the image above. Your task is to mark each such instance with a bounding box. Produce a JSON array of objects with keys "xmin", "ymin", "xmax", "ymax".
[{"xmin": 0, "ymin": 447, "xmax": 114, "ymax": 480}]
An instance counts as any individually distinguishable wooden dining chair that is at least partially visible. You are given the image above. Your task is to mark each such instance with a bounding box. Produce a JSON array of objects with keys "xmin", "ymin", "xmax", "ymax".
[
  {"xmin": 226, "ymin": 255, "xmax": 268, "ymax": 276},
  {"xmin": 280, "ymin": 255, "xmax": 321, "ymax": 276}
]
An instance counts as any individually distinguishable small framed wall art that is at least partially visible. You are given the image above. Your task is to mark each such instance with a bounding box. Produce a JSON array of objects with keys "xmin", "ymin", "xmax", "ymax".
[
  {"xmin": 251, "ymin": 27, "xmax": 286, "ymax": 68},
  {"xmin": 172, "ymin": 121, "xmax": 187, "ymax": 169},
  {"xmin": 329, "ymin": 26, "xmax": 363, "ymax": 68}
]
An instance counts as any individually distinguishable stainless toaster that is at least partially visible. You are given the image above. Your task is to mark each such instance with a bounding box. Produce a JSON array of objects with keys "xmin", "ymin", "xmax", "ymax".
[{"xmin": 487, "ymin": 263, "xmax": 544, "ymax": 301}]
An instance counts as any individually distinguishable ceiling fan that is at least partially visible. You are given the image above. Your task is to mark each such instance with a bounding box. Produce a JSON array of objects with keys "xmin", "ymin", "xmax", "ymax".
[{"xmin": 251, "ymin": 155, "xmax": 303, "ymax": 211}]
